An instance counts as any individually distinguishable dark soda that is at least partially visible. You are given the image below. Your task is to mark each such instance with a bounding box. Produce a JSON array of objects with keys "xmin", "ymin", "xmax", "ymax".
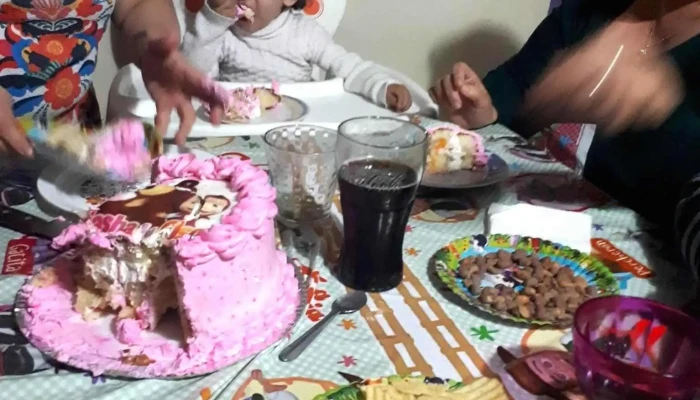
[{"xmin": 337, "ymin": 158, "xmax": 419, "ymax": 292}]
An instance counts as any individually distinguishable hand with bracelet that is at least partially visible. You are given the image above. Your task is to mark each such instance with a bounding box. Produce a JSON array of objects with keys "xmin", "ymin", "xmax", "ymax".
[{"xmin": 521, "ymin": 17, "xmax": 684, "ymax": 135}]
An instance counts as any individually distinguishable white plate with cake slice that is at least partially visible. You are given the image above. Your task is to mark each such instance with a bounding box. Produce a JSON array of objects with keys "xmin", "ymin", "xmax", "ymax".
[
  {"xmin": 421, "ymin": 153, "xmax": 510, "ymax": 189},
  {"xmin": 222, "ymin": 94, "xmax": 307, "ymax": 124},
  {"xmin": 200, "ymin": 86, "xmax": 309, "ymax": 125},
  {"xmin": 36, "ymin": 145, "xmax": 213, "ymax": 218},
  {"xmin": 421, "ymin": 126, "xmax": 510, "ymax": 189}
]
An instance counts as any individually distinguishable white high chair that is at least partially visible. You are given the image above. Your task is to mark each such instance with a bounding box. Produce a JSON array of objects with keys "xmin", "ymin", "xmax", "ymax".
[{"xmin": 106, "ymin": 0, "xmax": 436, "ymax": 126}]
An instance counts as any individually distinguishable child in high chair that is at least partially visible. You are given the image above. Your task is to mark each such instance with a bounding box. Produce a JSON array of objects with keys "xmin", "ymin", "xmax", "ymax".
[{"xmin": 181, "ymin": 0, "xmax": 413, "ymax": 113}]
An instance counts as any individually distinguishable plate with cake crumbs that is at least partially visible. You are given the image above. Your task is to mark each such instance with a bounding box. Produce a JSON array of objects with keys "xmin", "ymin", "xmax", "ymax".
[
  {"xmin": 432, "ymin": 234, "xmax": 619, "ymax": 327},
  {"xmin": 200, "ymin": 86, "xmax": 308, "ymax": 125},
  {"xmin": 314, "ymin": 375, "xmax": 509, "ymax": 400}
]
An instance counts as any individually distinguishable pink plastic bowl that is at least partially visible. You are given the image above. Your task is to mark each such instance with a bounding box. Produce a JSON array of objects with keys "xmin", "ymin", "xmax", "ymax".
[{"xmin": 573, "ymin": 295, "xmax": 700, "ymax": 400}]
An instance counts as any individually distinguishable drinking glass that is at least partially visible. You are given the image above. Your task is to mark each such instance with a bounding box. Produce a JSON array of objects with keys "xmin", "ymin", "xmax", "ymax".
[
  {"xmin": 335, "ymin": 116, "xmax": 427, "ymax": 292},
  {"xmin": 264, "ymin": 124, "xmax": 338, "ymax": 227}
]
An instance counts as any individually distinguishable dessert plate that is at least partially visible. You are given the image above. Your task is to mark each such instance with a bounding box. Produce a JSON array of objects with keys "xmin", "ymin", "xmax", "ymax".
[
  {"xmin": 315, "ymin": 375, "xmax": 508, "ymax": 399},
  {"xmin": 205, "ymin": 95, "xmax": 309, "ymax": 125},
  {"xmin": 421, "ymin": 153, "xmax": 509, "ymax": 189},
  {"xmin": 36, "ymin": 145, "xmax": 213, "ymax": 218},
  {"xmin": 432, "ymin": 234, "xmax": 619, "ymax": 328},
  {"xmin": 15, "ymin": 257, "xmax": 307, "ymax": 379}
]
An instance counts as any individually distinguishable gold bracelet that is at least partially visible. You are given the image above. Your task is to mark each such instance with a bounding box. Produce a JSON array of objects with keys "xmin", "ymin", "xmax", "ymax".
[{"xmin": 589, "ymin": 44, "xmax": 625, "ymax": 98}]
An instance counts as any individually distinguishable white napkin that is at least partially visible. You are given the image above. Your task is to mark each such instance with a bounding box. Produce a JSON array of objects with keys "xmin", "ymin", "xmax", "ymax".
[{"xmin": 486, "ymin": 203, "xmax": 592, "ymax": 253}]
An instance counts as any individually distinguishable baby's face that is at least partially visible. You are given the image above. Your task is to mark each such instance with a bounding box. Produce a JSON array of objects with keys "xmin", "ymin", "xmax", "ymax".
[{"xmin": 236, "ymin": 0, "xmax": 298, "ymax": 33}]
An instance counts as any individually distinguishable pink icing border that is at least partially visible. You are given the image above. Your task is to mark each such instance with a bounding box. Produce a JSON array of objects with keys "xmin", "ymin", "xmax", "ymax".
[
  {"xmin": 18, "ymin": 254, "xmax": 298, "ymax": 377},
  {"xmin": 52, "ymin": 154, "xmax": 278, "ymax": 250},
  {"xmin": 427, "ymin": 125, "xmax": 489, "ymax": 166},
  {"xmin": 94, "ymin": 119, "xmax": 152, "ymax": 181},
  {"xmin": 22, "ymin": 154, "xmax": 301, "ymax": 377},
  {"xmin": 155, "ymin": 154, "xmax": 279, "ymax": 263}
]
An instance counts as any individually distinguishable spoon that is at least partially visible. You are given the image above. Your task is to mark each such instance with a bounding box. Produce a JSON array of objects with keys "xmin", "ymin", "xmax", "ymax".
[{"xmin": 279, "ymin": 291, "xmax": 367, "ymax": 362}]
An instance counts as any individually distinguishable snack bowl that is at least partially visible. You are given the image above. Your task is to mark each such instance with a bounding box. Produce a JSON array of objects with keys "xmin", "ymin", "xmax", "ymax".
[
  {"xmin": 433, "ymin": 234, "xmax": 618, "ymax": 327},
  {"xmin": 573, "ymin": 295, "xmax": 700, "ymax": 400}
]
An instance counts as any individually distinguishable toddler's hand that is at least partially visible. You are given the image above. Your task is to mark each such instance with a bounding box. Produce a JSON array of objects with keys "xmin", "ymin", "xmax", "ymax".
[
  {"xmin": 0, "ymin": 89, "xmax": 32, "ymax": 157},
  {"xmin": 429, "ymin": 62, "xmax": 497, "ymax": 129},
  {"xmin": 386, "ymin": 84, "xmax": 412, "ymax": 112}
]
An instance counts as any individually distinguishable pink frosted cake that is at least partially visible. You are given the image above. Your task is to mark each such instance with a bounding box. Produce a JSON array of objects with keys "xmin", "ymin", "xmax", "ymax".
[
  {"xmin": 426, "ymin": 126, "xmax": 488, "ymax": 174},
  {"xmin": 18, "ymin": 154, "xmax": 299, "ymax": 376}
]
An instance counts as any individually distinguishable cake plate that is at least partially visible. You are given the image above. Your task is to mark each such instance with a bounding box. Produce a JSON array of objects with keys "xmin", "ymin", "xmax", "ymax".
[
  {"xmin": 432, "ymin": 234, "xmax": 619, "ymax": 328},
  {"xmin": 14, "ymin": 257, "xmax": 307, "ymax": 379},
  {"xmin": 201, "ymin": 95, "xmax": 309, "ymax": 125},
  {"xmin": 421, "ymin": 153, "xmax": 510, "ymax": 189}
]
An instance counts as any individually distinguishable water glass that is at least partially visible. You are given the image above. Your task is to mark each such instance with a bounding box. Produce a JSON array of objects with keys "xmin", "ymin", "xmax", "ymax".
[
  {"xmin": 335, "ymin": 116, "xmax": 427, "ymax": 292},
  {"xmin": 264, "ymin": 125, "xmax": 338, "ymax": 227}
]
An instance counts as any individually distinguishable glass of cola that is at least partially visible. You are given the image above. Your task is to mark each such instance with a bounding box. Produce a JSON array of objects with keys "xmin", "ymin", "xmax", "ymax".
[{"xmin": 335, "ymin": 116, "xmax": 427, "ymax": 292}]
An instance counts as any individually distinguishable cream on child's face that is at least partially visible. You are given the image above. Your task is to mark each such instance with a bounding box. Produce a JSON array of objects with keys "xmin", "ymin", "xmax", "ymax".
[{"xmin": 235, "ymin": 0, "xmax": 297, "ymax": 33}]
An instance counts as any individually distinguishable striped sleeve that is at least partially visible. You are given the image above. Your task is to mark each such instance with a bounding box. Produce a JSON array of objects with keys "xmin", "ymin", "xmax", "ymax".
[{"xmin": 676, "ymin": 174, "xmax": 700, "ymax": 282}]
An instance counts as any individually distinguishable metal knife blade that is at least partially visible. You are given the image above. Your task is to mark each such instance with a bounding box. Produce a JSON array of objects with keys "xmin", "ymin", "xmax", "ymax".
[
  {"xmin": 338, "ymin": 371, "xmax": 363, "ymax": 384},
  {"xmin": 0, "ymin": 205, "xmax": 74, "ymax": 239}
]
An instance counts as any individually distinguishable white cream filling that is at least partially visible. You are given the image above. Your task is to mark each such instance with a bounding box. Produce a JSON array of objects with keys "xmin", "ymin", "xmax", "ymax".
[{"xmin": 445, "ymin": 133, "xmax": 466, "ymax": 171}]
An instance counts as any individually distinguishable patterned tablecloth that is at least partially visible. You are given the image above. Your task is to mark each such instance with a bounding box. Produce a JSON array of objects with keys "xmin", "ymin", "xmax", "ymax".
[{"xmin": 0, "ymin": 119, "xmax": 695, "ymax": 400}]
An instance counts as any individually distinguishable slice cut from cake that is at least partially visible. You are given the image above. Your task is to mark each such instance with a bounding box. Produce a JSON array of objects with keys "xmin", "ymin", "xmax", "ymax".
[
  {"xmin": 216, "ymin": 82, "xmax": 281, "ymax": 122},
  {"xmin": 226, "ymin": 87, "xmax": 262, "ymax": 121},
  {"xmin": 426, "ymin": 126, "xmax": 488, "ymax": 174},
  {"xmin": 254, "ymin": 87, "xmax": 281, "ymax": 110}
]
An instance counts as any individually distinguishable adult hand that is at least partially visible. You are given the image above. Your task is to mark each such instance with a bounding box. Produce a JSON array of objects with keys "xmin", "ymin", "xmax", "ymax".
[
  {"xmin": 429, "ymin": 62, "xmax": 497, "ymax": 129},
  {"xmin": 0, "ymin": 89, "xmax": 32, "ymax": 157},
  {"xmin": 386, "ymin": 84, "xmax": 412, "ymax": 112},
  {"xmin": 140, "ymin": 34, "xmax": 229, "ymax": 145},
  {"xmin": 522, "ymin": 22, "xmax": 684, "ymax": 134}
]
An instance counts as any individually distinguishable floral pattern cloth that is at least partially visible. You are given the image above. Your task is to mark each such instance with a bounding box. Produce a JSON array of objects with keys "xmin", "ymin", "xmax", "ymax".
[{"xmin": 0, "ymin": 0, "xmax": 112, "ymax": 129}]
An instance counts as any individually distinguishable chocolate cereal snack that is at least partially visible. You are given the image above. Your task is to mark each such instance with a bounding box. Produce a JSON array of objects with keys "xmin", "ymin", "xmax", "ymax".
[{"xmin": 434, "ymin": 234, "xmax": 619, "ymax": 327}]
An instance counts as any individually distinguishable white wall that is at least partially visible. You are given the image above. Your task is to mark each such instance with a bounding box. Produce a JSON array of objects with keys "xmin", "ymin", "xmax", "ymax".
[
  {"xmin": 91, "ymin": 0, "xmax": 549, "ymax": 117},
  {"xmin": 333, "ymin": 0, "xmax": 549, "ymax": 87}
]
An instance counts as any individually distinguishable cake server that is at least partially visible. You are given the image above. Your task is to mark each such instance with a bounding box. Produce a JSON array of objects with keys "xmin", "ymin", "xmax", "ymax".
[
  {"xmin": 25, "ymin": 120, "xmax": 162, "ymax": 182},
  {"xmin": 278, "ymin": 291, "xmax": 367, "ymax": 362},
  {"xmin": 0, "ymin": 205, "xmax": 74, "ymax": 239}
]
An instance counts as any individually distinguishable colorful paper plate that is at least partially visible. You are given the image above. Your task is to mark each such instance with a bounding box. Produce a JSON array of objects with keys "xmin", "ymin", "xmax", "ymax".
[
  {"xmin": 314, "ymin": 375, "xmax": 507, "ymax": 400},
  {"xmin": 433, "ymin": 234, "xmax": 619, "ymax": 327}
]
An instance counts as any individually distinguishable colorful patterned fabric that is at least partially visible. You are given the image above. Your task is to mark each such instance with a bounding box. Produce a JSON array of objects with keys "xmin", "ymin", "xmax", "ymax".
[
  {"xmin": 0, "ymin": 0, "xmax": 112, "ymax": 129},
  {"xmin": 544, "ymin": 123, "xmax": 595, "ymax": 172}
]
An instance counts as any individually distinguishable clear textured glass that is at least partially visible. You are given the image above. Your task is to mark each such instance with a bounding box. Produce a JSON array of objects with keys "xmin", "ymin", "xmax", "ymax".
[
  {"xmin": 335, "ymin": 116, "xmax": 427, "ymax": 292},
  {"xmin": 264, "ymin": 124, "xmax": 338, "ymax": 227},
  {"xmin": 573, "ymin": 296, "xmax": 700, "ymax": 400}
]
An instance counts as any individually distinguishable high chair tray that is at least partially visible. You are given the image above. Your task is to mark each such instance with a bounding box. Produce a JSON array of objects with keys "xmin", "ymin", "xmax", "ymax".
[{"xmin": 107, "ymin": 65, "xmax": 437, "ymax": 138}]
